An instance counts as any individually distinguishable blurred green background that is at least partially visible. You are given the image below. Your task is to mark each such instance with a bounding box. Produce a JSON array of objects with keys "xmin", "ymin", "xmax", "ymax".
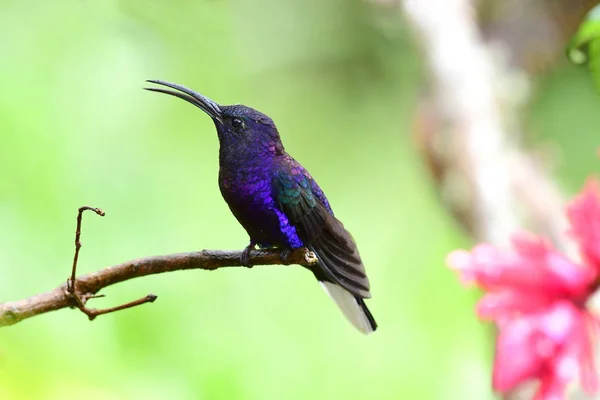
[{"xmin": 1, "ymin": 1, "xmax": 598, "ymax": 399}]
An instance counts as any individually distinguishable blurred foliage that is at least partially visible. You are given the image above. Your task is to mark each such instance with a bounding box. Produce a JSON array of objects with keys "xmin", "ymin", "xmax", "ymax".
[
  {"xmin": 567, "ymin": 4, "xmax": 600, "ymax": 91},
  {"xmin": 539, "ymin": 2, "xmax": 600, "ymax": 190},
  {"xmin": 0, "ymin": 0, "xmax": 598, "ymax": 399}
]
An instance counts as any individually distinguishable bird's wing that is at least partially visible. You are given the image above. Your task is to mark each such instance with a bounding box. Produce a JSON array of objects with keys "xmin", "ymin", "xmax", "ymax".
[{"xmin": 273, "ymin": 167, "xmax": 371, "ymax": 299}]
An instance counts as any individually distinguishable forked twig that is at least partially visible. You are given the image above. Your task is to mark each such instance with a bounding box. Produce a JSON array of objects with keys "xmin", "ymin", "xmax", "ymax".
[{"xmin": 66, "ymin": 206, "xmax": 157, "ymax": 320}]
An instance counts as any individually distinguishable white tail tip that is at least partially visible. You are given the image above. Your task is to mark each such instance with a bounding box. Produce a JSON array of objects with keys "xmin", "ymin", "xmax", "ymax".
[{"xmin": 320, "ymin": 281, "xmax": 376, "ymax": 334}]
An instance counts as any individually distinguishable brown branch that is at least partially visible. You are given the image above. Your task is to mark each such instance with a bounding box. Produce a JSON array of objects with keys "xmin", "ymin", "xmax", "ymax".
[{"xmin": 0, "ymin": 248, "xmax": 316, "ymax": 327}]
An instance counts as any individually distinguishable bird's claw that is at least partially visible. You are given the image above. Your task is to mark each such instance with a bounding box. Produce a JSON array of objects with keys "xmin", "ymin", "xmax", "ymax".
[
  {"xmin": 241, "ymin": 243, "xmax": 255, "ymax": 267},
  {"xmin": 279, "ymin": 249, "xmax": 291, "ymax": 264}
]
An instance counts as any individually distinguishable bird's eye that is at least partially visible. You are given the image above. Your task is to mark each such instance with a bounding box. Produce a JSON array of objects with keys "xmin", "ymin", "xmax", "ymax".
[{"xmin": 231, "ymin": 118, "xmax": 243, "ymax": 129}]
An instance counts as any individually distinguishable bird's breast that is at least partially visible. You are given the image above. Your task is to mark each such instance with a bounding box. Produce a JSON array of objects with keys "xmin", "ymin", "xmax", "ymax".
[
  {"xmin": 218, "ymin": 167, "xmax": 303, "ymax": 249},
  {"xmin": 219, "ymin": 168, "xmax": 275, "ymax": 210}
]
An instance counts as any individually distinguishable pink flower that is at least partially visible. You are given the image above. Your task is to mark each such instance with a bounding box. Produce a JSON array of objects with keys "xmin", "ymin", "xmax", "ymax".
[{"xmin": 448, "ymin": 179, "xmax": 600, "ymax": 399}]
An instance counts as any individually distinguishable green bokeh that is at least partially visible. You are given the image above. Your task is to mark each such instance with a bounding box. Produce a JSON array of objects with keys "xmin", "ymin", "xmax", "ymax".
[
  {"xmin": 5, "ymin": 0, "xmax": 598, "ymax": 399},
  {"xmin": 567, "ymin": 3, "xmax": 600, "ymax": 93}
]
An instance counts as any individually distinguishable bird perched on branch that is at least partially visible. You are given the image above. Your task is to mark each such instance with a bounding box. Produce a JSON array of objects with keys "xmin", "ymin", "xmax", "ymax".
[{"xmin": 145, "ymin": 80, "xmax": 377, "ymax": 334}]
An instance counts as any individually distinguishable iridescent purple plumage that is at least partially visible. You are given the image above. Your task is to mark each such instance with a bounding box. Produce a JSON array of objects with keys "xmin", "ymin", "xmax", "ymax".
[
  {"xmin": 219, "ymin": 155, "xmax": 305, "ymax": 250},
  {"xmin": 146, "ymin": 80, "xmax": 377, "ymax": 334}
]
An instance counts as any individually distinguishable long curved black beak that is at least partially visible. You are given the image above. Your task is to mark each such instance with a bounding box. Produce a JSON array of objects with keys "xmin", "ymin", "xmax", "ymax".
[{"xmin": 144, "ymin": 80, "xmax": 223, "ymax": 124}]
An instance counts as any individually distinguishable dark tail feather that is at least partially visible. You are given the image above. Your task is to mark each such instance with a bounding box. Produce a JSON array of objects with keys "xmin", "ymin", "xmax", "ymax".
[{"xmin": 356, "ymin": 297, "xmax": 377, "ymax": 331}]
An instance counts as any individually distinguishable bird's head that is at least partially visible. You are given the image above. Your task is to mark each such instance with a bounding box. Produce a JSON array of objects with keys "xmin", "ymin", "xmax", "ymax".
[{"xmin": 145, "ymin": 80, "xmax": 285, "ymax": 158}]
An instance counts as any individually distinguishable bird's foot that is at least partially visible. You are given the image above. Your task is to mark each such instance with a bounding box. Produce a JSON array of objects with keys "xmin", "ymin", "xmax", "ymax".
[
  {"xmin": 241, "ymin": 242, "xmax": 256, "ymax": 268},
  {"xmin": 279, "ymin": 249, "xmax": 292, "ymax": 264}
]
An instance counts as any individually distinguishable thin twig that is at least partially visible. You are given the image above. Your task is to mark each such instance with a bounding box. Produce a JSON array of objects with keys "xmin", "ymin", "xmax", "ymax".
[
  {"xmin": 77, "ymin": 294, "xmax": 158, "ymax": 321},
  {"xmin": 68, "ymin": 206, "xmax": 105, "ymax": 292}
]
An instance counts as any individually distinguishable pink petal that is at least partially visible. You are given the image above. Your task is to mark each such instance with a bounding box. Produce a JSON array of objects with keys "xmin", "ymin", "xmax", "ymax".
[
  {"xmin": 567, "ymin": 178, "xmax": 600, "ymax": 274},
  {"xmin": 538, "ymin": 302, "xmax": 579, "ymax": 343},
  {"xmin": 534, "ymin": 351, "xmax": 576, "ymax": 400},
  {"xmin": 521, "ymin": 303, "xmax": 597, "ymax": 400},
  {"xmin": 534, "ymin": 376, "xmax": 568, "ymax": 400},
  {"xmin": 571, "ymin": 313, "xmax": 599, "ymax": 393},
  {"xmin": 477, "ymin": 291, "xmax": 551, "ymax": 321},
  {"xmin": 448, "ymin": 240, "xmax": 547, "ymax": 291},
  {"xmin": 510, "ymin": 234, "xmax": 589, "ymax": 295},
  {"xmin": 446, "ymin": 249, "xmax": 478, "ymax": 285},
  {"xmin": 447, "ymin": 234, "xmax": 590, "ymax": 300},
  {"xmin": 545, "ymin": 252, "xmax": 595, "ymax": 299},
  {"xmin": 493, "ymin": 303, "xmax": 594, "ymax": 396},
  {"xmin": 493, "ymin": 316, "xmax": 545, "ymax": 391}
]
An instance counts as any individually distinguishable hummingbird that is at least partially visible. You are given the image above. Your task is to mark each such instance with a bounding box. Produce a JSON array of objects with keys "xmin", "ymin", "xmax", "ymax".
[{"xmin": 145, "ymin": 80, "xmax": 377, "ymax": 334}]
